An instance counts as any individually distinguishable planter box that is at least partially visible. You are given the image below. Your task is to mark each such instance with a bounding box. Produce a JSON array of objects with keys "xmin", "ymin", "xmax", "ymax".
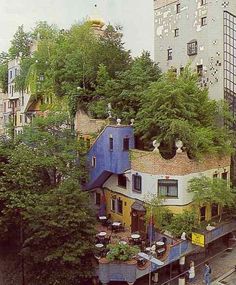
[{"xmin": 99, "ymin": 258, "xmax": 137, "ymax": 284}]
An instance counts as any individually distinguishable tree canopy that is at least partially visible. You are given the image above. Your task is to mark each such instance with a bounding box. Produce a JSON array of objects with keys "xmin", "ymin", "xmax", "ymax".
[
  {"xmin": 188, "ymin": 176, "xmax": 236, "ymax": 221},
  {"xmin": 8, "ymin": 25, "xmax": 30, "ymax": 59},
  {"xmin": 0, "ymin": 111, "xmax": 96, "ymax": 284},
  {"xmin": 135, "ymin": 68, "xmax": 234, "ymax": 158}
]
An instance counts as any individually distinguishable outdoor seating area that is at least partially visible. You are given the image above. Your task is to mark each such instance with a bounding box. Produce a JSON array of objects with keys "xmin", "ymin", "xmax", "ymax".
[{"xmin": 94, "ymin": 217, "xmax": 176, "ymax": 263}]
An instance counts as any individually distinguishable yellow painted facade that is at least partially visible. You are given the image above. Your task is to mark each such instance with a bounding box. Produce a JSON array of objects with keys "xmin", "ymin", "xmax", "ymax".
[
  {"xmin": 166, "ymin": 204, "xmax": 192, "ymax": 214},
  {"xmin": 104, "ymin": 188, "xmax": 135, "ymax": 228},
  {"xmin": 167, "ymin": 203, "xmax": 219, "ymax": 222},
  {"xmin": 101, "ymin": 189, "xmax": 218, "ymax": 229}
]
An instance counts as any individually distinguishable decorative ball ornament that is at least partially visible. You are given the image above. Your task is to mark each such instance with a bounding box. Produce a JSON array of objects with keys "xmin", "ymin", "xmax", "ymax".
[
  {"xmin": 108, "ymin": 110, "xmax": 112, "ymax": 118},
  {"xmin": 130, "ymin": 119, "xmax": 134, "ymax": 125},
  {"xmin": 175, "ymin": 140, "xmax": 183, "ymax": 153},
  {"xmin": 152, "ymin": 140, "xmax": 160, "ymax": 152},
  {"xmin": 117, "ymin": 118, "xmax": 121, "ymax": 125}
]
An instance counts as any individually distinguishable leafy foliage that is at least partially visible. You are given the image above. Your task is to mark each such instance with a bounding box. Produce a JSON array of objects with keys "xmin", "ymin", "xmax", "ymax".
[
  {"xmin": 24, "ymin": 179, "xmax": 96, "ymax": 284},
  {"xmin": 0, "ymin": 111, "xmax": 95, "ymax": 284},
  {"xmin": 165, "ymin": 210, "xmax": 198, "ymax": 238},
  {"xmin": 8, "ymin": 25, "xmax": 30, "ymax": 59},
  {"xmin": 107, "ymin": 243, "xmax": 139, "ymax": 262},
  {"xmin": 146, "ymin": 195, "xmax": 173, "ymax": 230},
  {"xmin": 0, "ymin": 52, "xmax": 9, "ymax": 93},
  {"xmin": 135, "ymin": 68, "xmax": 234, "ymax": 158},
  {"xmin": 188, "ymin": 176, "xmax": 236, "ymax": 221},
  {"xmin": 89, "ymin": 51, "xmax": 161, "ymax": 120}
]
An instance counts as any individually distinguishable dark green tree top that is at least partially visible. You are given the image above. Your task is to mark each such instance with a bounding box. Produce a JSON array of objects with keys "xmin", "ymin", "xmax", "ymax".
[
  {"xmin": 8, "ymin": 25, "xmax": 30, "ymax": 59},
  {"xmin": 135, "ymin": 67, "xmax": 234, "ymax": 158}
]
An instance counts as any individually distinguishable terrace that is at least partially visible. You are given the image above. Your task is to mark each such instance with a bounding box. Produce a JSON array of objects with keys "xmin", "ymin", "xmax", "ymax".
[{"xmin": 94, "ymin": 217, "xmax": 198, "ymax": 284}]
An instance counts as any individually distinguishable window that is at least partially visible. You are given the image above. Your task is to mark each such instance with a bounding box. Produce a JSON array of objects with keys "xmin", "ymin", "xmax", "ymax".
[
  {"xmin": 109, "ymin": 137, "xmax": 113, "ymax": 151},
  {"xmin": 200, "ymin": 206, "xmax": 206, "ymax": 221},
  {"xmin": 15, "ymin": 68, "xmax": 18, "ymax": 76},
  {"xmin": 222, "ymin": 172, "xmax": 228, "ymax": 180},
  {"xmin": 133, "ymin": 174, "xmax": 142, "ymax": 192},
  {"xmin": 9, "ymin": 70, "xmax": 12, "ymax": 79},
  {"xmin": 22, "ymin": 95, "xmax": 24, "ymax": 106},
  {"xmin": 201, "ymin": 0, "xmax": 207, "ymax": 5},
  {"xmin": 111, "ymin": 197, "xmax": 116, "ymax": 212},
  {"xmin": 167, "ymin": 48, "xmax": 173, "ymax": 60},
  {"xmin": 176, "ymin": 3, "xmax": 180, "ymax": 13},
  {"xmin": 123, "ymin": 138, "xmax": 129, "ymax": 151},
  {"xmin": 91, "ymin": 156, "xmax": 96, "ymax": 168},
  {"xmin": 11, "ymin": 85, "xmax": 14, "ymax": 96},
  {"xmin": 118, "ymin": 174, "xmax": 127, "ymax": 188},
  {"xmin": 213, "ymin": 173, "xmax": 218, "ymax": 179},
  {"xmin": 95, "ymin": 192, "xmax": 101, "ymax": 205},
  {"xmin": 174, "ymin": 28, "xmax": 179, "ymax": 37},
  {"xmin": 211, "ymin": 203, "xmax": 218, "ymax": 217},
  {"xmin": 117, "ymin": 198, "xmax": 123, "ymax": 214},
  {"xmin": 201, "ymin": 17, "xmax": 207, "ymax": 26},
  {"xmin": 3, "ymin": 102, "xmax": 6, "ymax": 113},
  {"xmin": 197, "ymin": 64, "xmax": 203, "ymax": 77},
  {"xmin": 171, "ymin": 68, "xmax": 177, "ymax": 75},
  {"xmin": 158, "ymin": 179, "xmax": 178, "ymax": 197},
  {"xmin": 20, "ymin": 115, "xmax": 22, "ymax": 124},
  {"xmin": 187, "ymin": 41, "xmax": 198, "ymax": 56},
  {"xmin": 8, "ymin": 101, "xmax": 11, "ymax": 108}
]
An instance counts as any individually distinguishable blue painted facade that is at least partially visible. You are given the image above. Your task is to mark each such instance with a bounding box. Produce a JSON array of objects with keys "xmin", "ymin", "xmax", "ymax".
[{"xmin": 86, "ymin": 125, "xmax": 134, "ymax": 190}]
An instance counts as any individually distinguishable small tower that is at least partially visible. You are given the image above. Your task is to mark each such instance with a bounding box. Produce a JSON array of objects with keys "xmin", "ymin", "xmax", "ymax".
[{"xmin": 87, "ymin": 4, "xmax": 105, "ymax": 36}]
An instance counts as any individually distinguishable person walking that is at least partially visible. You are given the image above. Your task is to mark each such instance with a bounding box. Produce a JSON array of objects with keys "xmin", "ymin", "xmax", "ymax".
[
  {"xmin": 188, "ymin": 260, "xmax": 195, "ymax": 283},
  {"xmin": 203, "ymin": 261, "xmax": 211, "ymax": 285}
]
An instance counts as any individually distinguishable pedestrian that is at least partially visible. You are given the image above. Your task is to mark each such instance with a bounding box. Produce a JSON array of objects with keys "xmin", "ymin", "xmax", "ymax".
[
  {"xmin": 188, "ymin": 260, "xmax": 195, "ymax": 283},
  {"xmin": 203, "ymin": 261, "xmax": 211, "ymax": 285}
]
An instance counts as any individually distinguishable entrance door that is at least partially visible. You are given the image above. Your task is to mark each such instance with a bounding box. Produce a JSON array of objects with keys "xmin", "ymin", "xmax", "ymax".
[{"xmin": 131, "ymin": 210, "xmax": 146, "ymax": 236}]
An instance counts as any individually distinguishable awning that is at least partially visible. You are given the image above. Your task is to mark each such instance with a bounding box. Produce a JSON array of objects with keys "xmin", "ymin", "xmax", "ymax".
[{"xmin": 131, "ymin": 200, "xmax": 146, "ymax": 212}]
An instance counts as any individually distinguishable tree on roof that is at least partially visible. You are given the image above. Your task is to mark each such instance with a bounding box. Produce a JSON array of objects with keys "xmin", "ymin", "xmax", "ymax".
[{"xmin": 135, "ymin": 67, "xmax": 234, "ymax": 158}]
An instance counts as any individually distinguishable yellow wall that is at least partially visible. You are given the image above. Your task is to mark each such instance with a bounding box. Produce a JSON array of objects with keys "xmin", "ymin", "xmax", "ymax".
[
  {"xmin": 167, "ymin": 203, "xmax": 219, "ymax": 222},
  {"xmin": 104, "ymin": 189, "xmax": 135, "ymax": 228}
]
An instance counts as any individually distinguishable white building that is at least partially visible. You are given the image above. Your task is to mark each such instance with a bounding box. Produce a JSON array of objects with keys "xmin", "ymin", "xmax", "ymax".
[
  {"xmin": 154, "ymin": 0, "xmax": 236, "ymax": 119},
  {"xmin": 99, "ymin": 143, "xmax": 230, "ymax": 233}
]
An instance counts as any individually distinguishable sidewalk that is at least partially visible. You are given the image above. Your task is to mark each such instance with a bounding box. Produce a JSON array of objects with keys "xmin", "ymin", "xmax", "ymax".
[{"xmin": 188, "ymin": 246, "xmax": 236, "ymax": 285}]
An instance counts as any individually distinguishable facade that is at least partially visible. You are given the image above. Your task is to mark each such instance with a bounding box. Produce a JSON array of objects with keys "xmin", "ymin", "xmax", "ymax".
[
  {"xmin": 2, "ymin": 39, "xmax": 46, "ymax": 136},
  {"xmin": 153, "ymin": 0, "xmax": 236, "ymax": 119},
  {"xmin": 87, "ymin": 121, "xmax": 231, "ymax": 234},
  {"xmin": 0, "ymin": 92, "xmax": 5, "ymax": 134},
  {"xmin": 86, "ymin": 122, "xmax": 235, "ymax": 284},
  {"xmin": 6, "ymin": 58, "xmax": 32, "ymax": 135}
]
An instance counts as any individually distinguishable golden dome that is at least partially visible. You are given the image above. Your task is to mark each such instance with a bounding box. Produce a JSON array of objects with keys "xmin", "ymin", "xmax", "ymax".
[{"xmin": 88, "ymin": 4, "xmax": 105, "ymax": 28}]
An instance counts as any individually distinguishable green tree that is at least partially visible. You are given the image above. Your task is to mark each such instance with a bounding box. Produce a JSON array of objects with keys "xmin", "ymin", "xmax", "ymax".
[
  {"xmin": 8, "ymin": 25, "xmax": 30, "ymax": 59},
  {"xmin": 0, "ymin": 111, "xmax": 95, "ymax": 284},
  {"xmin": 146, "ymin": 195, "xmax": 173, "ymax": 230},
  {"xmin": 165, "ymin": 210, "xmax": 197, "ymax": 238},
  {"xmin": 188, "ymin": 176, "xmax": 235, "ymax": 222},
  {"xmin": 89, "ymin": 51, "xmax": 161, "ymax": 120},
  {"xmin": 24, "ymin": 179, "xmax": 96, "ymax": 284},
  {"xmin": 135, "ymin": 68, "xmax": 233, "ymax": 158},
  {"xmin": 98, "ymin": 24, "xmax": 131, "ymax": 77},
  {"xmin": 0, "ymin": 52, "xmax": 9, "ymax": 93}
]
